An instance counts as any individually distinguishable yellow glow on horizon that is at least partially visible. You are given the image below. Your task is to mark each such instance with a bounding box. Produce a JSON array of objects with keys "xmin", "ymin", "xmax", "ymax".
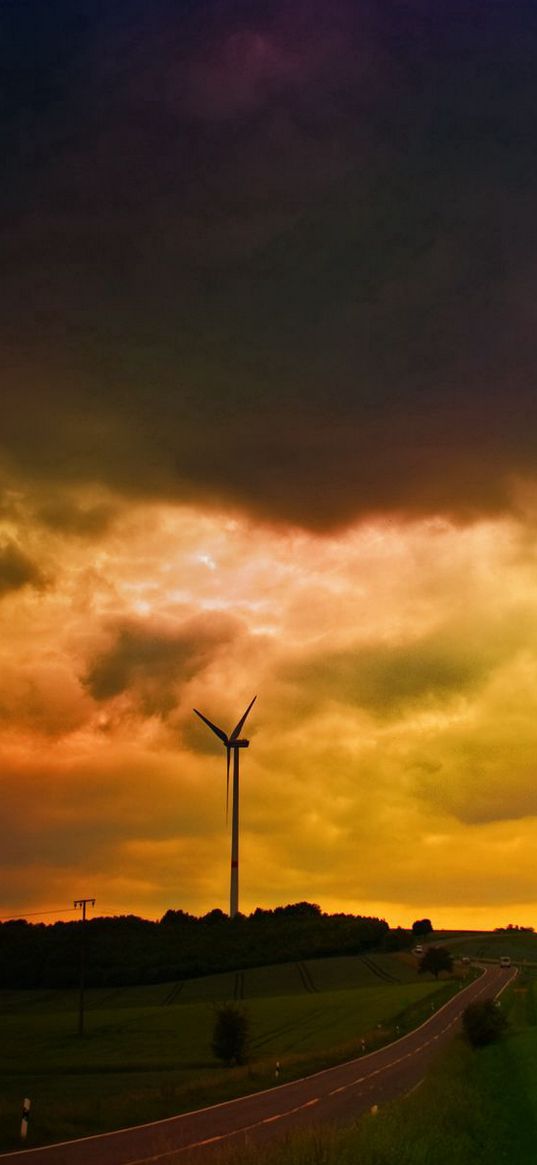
[{"xmin": 1, "ymin": 492, "xmax": 537, "ymax": 928}]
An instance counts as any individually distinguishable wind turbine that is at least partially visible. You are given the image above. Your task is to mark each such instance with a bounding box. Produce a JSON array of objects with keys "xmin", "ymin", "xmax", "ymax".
[{"xmin": 193, "ymin": 696, "xmax": 256, "ymax": 919}]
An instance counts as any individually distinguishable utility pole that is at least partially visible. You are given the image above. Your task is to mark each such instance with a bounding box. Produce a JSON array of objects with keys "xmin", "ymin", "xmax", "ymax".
[{"xmin": 74, "ymin": 898, "xmax": 95, "ymax": 1036}]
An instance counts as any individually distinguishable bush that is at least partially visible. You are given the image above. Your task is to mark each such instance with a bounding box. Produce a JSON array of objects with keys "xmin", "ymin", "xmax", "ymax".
[
  {"xmin": 211, "ymin": 1003, "xmax": 250, "ymax": 1065},
  {"xmin": 462, "ymin": 998, "xmax": 508, "ymax": 1047},
  {"xmin": 418, "ymin": 947, "xmax": 453, "ymax": 979},
  {"xmin": 412, "ymin": 918, "xmax": 433, "ymax": 935}
]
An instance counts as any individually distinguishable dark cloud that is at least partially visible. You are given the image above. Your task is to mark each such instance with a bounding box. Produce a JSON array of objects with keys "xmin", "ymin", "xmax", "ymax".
[
  {"xmin": 36, "ymin": 497, "xmax": 116, "ymax": 538},
  {"xmin": 290, "ymin": 642, "xmax": 476, "ymax": 714},
  {"xmin": 413, "ymin": 732, "xmax": 537, "ymax": 827},
  {"xmin": 285, "ymin": 620, "xmax": 516, "ymax": 716},
  {"xmin": 84, "ymin": 613, "xmax": 243, "ymax": 715},
  {"xmin": 2, "ymin": 1, "xmax": 537, "ymax": 527},
  {"xmin": 0, "ymin": 541, "xmax": 45, "ymax": 597},
  {"xmin": 427, "ymin": 769, "xmax": 537, "ymax": 828}
]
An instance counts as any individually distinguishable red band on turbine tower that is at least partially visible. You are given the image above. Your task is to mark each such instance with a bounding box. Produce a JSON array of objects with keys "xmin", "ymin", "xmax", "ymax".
[{"xmin": 231, "ymin": 860, "xmax": 238, "ymax": 868}]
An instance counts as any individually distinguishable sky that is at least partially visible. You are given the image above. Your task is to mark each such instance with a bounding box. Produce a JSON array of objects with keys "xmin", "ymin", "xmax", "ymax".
[{"xmin": 2, "ymin": 0, "xmax": 537, "ymax": 929}]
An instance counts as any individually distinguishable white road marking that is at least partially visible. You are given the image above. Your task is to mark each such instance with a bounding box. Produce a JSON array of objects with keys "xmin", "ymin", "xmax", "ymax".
[
  {"xmin": 404, "ymin": 1079, "xmax": 424, "ymax": 1097},
  {"xmin": 128, "ymin": 1099, "xmax": 321, "ymax": 1163}
]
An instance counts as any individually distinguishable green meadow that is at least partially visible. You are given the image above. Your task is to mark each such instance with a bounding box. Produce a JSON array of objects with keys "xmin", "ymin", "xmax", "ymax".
[
  {"xmin": 0, "ymin": 952, "xmax": 458, "ymax": 1151},
  {"xmin": 442, "ymin": 930, "xmax": 537, "ymax": 964},
  {"xmin": 224, "ymin": 971, "xmax": 537, "ymax": 1165}
]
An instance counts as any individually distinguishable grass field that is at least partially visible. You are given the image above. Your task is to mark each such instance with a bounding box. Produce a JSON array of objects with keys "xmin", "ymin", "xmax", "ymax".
[
  {"xmin": 442, "ymin": 930, "xmax": 537, "ymax": 963},
  {"xmin": 0, "ymin": 952, "xmax": 460, "ymax": 1151},
  {"xmin": 221, "ymin": 970, "xmax": 537, "ymax": 1165},
  {"xmin": 0, "ymin": 952, "xmax": 426, "ymax": 1016}
]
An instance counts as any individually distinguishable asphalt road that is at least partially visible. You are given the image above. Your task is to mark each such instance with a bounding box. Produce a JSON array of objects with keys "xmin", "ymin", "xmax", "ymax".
[{"xmin": 0, "ymin": 964, "xmax": 515, "ymax": 1165}]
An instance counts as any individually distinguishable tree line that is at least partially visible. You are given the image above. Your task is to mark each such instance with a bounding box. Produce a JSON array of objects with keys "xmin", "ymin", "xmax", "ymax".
[{"xmin": 0, "ymin": 902, "xmax": 401, "ymax": 989}]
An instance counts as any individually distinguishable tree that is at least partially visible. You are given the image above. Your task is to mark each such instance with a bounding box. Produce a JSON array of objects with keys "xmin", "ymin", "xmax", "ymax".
[
  {"xmin": 462, "ymin": 999, "xmax": 507, "ymax": 1047},
  {"xmin": 382, "ymin": 927, "xmax": 413, "ymax": 952},
  {"xmin": 202, "ymin": 909, "xmax": 227, "ymax": 925},
  {"xmin": 412, "ymin": 918, "xmax": 433, "ymax": 936},
  {"xmin": 160, "ymin": 909, "xmax": 195, "ymax": 926},
  {"xmin": 211, "ymin": 1004, "xmax": 250, "ymax": 1065},
  {"xmin": 418, "ymin": 947, "xmax": 453, "ymax": 979},
  {"xmin": 274, "ymin": 902, "xmax": 322, "ymax": 918}
]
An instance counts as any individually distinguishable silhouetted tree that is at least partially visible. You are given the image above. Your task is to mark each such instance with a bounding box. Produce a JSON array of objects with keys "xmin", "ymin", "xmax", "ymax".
[
  {"xmin": 160, "ymin": 909, "xmax": 196, "ymax": 926},
  {"xmin": 382, "ymin": 927, "xmax": 413, "ymax": 952},
  {"xmin": 274, "ymin": 902, "xmax": 322, "ymax": 918},
  {"xmin": 202, "ymin": 909, "xmax": 227, "ymax": 925},
  {"xmin": 211, "ymin": 1004, "xmax": 250, "ymax": 1065},
  {"xmin": 412, "ymin": 918, "xmax": 433, "ymax": 936},
  {"xmin": 419, "ymin": 947, "xmax": 453, "ymax": 979}
]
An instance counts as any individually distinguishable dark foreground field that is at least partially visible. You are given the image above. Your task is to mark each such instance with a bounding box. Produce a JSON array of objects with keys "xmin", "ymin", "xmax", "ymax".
[
  {"xmin": 221, "ymin": 969, "xmax": 537, "ymax": 1165},
  {"xmin": 232, "ymin": 1037, "xmax": 537, "ymax": 1165},
  {"xmin": 0, "ymin": 951, "xmax": 460, "ymax": 1151},
  {"xmin": 0, "ymin": 964, "xmax": 515, "ymax": 1164}
]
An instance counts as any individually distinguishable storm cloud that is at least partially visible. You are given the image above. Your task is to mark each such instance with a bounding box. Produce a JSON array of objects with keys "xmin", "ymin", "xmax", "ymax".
[
  {"xmin": 84, "ymin": 613, "xmax": 244, "ymax": 715},
  {"xmin": 0, "ymin": 540, "xmax": 44, "ymax": 597},
  {"xmin": 3, "ymin": 1, "xmax": 537, "ymax": 527}
]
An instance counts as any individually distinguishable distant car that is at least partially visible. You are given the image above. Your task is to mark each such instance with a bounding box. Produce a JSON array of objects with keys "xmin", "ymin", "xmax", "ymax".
[
  {"xmin": 413, "ymin": 945, "xmax": 423, "ymax": 955},
  {"xmin": 500, "ymin": 956, "xmax": 512, "ymax": 967},
  {"xmin": 461, "ymin": 956, "xmax": 471, "ymax": 965}
]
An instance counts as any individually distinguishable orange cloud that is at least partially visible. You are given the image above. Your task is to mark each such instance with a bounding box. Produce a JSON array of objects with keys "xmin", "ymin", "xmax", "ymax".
[{"xmin": 1, "ymin": 493, "xmax": 537, "ymax": 929}]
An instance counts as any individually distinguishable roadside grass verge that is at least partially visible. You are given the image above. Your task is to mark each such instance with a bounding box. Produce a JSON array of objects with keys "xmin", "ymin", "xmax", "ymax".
[{"xmin": 216, "ymin": 1031, "xmax": 537, "ymax": 1165}]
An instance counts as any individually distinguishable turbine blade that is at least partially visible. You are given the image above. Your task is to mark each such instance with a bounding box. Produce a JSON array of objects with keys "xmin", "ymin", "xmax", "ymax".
[
  {"xmin": 230, "ymin": 695, "xmax": 257, "ymax": 741},
  {"xmin": 193, "ymin": 708, "xmax": 229, "ymax": 745},
  {"xmin": 226, "ymin": 747, "xmax": 230, "ymax": 824}
]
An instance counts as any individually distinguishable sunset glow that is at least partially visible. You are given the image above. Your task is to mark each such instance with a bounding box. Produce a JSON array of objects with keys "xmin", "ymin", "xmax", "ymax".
[{"xmin": 2, "ymin": 488, "xmax": 537, "ymax": 928}]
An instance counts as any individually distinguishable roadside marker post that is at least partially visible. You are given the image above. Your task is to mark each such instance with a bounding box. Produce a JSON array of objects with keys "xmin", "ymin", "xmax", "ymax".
[{"xmin": 20, "ymin": 1098, "xmax": 31, "ymax": 1140}]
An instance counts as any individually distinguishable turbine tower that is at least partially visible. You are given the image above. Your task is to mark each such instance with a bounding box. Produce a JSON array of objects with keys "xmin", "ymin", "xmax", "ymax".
[{"xmin": 193, "ymin": 696, "xmax": 256, "ymax": 919}]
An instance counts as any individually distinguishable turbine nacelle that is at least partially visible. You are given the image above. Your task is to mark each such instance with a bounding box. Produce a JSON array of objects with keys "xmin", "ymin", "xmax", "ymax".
[
  {"xmin": 193, "ymin": 696, "xmax": 256, "ymax": 750},
  {"xmin": 193, "ymin": 696, "xmax": 256, "ymax": 825}
]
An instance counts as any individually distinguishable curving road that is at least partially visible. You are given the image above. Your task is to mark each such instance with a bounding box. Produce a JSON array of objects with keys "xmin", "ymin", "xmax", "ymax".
[{"xmin": 0, "ymin": 964, "xmax": 515, "ymax": 1165}]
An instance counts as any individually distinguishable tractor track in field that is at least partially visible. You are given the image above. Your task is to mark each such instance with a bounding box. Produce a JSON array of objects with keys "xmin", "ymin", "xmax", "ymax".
[
  {"xmin": 87, "ymin": 988, "xmax": 124, "ymax": 1010},
  {"xmin": 162, "ymin": 982, "xmax": 184, "ymax": 1005},
  {"xmin": 251, "ymin": 1003, "xmax": 328, "ymax": 1053},
  {"xmin": 296, "ymin": 962, "xmax": 318, "ymax": 993},
  {"xmin": 361, "ymin": 955, "xmax": 400, "ymax": 984},
  {"xmin": 233, "ymin": 972, "xmax": 245, "ymax": 1000}
]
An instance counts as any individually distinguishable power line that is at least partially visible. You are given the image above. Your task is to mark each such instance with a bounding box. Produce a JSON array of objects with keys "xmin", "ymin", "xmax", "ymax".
[{"xmin": 0, "ymin": 907, "xmax": 80, "ymax": 921}]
